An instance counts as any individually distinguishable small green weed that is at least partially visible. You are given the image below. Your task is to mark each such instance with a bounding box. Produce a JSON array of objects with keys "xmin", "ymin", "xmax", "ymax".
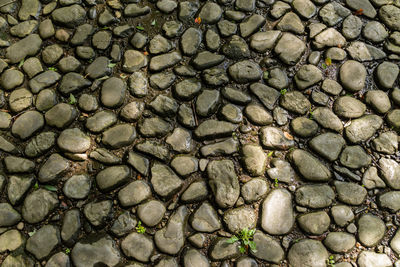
[
  {"xmin": 136, "ymin": 220, "xmax": 146, "ymax": 234},
  {"xmin": 280, "ymin": 89, "xmax": 287, "ymax": 95},
  {"xmin": 43, "ymin": 185, "xmax": 57, "ymax": 192},
  {"xmin": 18, "ymin": 59, "xmax": 25, "ymax": 68},
  {"xmin": 327, "ymin": 255, "xmax": 335, "ymax": 267},
  {"xmin": 274, "ymin": 178, "xmax": 279, "ymax": 187},
  {"xmin": 65, "ymin": 248, "xmax": 71, "ymax": 254},
  {"xmin": 263, "ymin": 71, "xmax": 269, "ymax": 80},
  {"xmin": 48, "ymin": 67, "xmax": 58, "ymax": 72},
  {"xmin": 226, "ymin": 228, "xmax": 257, "ymax": 254},
  {"xmin": 69, "ymin": 94, "xmax": 76, "ymax": 105}
]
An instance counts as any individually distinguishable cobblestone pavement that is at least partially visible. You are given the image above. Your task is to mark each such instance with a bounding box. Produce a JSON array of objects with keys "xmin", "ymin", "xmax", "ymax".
[{"xmin": 0, "ymin": 0, "xmax": 400, "ymax": 266}]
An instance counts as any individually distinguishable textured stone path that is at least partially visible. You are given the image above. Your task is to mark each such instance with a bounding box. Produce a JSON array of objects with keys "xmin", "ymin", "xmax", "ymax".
[{"xmin": 0, "ymin": 0, "xmax": 400, "ymax": 266}]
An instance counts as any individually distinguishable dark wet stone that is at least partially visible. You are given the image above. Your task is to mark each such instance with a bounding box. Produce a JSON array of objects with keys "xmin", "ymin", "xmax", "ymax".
[
  {"xmin": 154, "ymin": 206, "xmax": 189, "ymax": 255},
  {"xmin": 288, "ymin": 239, "xmax": 328, "ymax": 267},
  {"xmin": 45, "ymin": 103, "xmax": 78, "ymax": 129},
  {"xmin": 149, "ymin": 95, "xmax": 178, "ymax": 117},
  {"xmin": 71, "ymin": 24, "xmax": 94, "ymax": 46},
  {"xmin": 260, "ymin": 127, "xmax": 294, "ymax": 150},
  {"xmin": 190, "ymin": 202, "xmax": 221, "ymax": 232},
  {"xmin": 85, "ymin": 56, "xmax": 111, "ymax": 79},
  {"xmin": 127, "ymin": 151, "xmax": 149, "ymax": 176},
  {"xmin": 202, "ymin": 68, "xmax": 229, "ymax": 86},
  {"xmin": 7, "ymin": 174, "xmax": 35, "ymax": 206},
  {"xmin": 137, "ymin": 200, "xmax": 166, "ymax": 227},
  {"xmin": 296, "ymin": 184, "xmax": 335, "ymax": 208},
  {"xmin": 379, "ymin": 191, "xmax": 400, "ymax": 212},
  {"xmin": 100, "ymin": 77, "xmax": 126, "ymax": 108},
  {"xmin": 205, "ymin": 29, "xmax": 221, "ymax": 51},
  {"xmin": 58, "ymin": 72, "xmax": 91, "ymax": 95},
  {"xmin": 57, "ymin": 128, "xmax": 91, "ymax": 153},
  {"xmin": 51, "ymin": 4, "xmax": 87, "ymax": 28},
  {"xmin": 0, "ymin": 136, "xmax": 17, "ymax": 154},
  {"xmin": 151, "ymin": 163, "xmax": 183, "ymax": 198},
  {"xmin": 288, "ymin": 149, "xmax": 331, "ymax": 181},
  {"xmin": 357, "ymin": 214, "xmax": 385, "ymax": 247},
  {"xmin": 209, "ymin": 237, "xmax": 240, "ymax": 261},
  {"xmin": 194, "ymin": 120, "xmax": 238, "ymax": 140},
  {"xmin": 379, "ymin": 5, "xmax": 400, "ymax": 31},
  {"xmin": 128, "ymin": 71, "xmax": 148, "ymax": 97},
  {"xmin": 149, "ymin": 52, "xmax": 182, "ymax": 72},
  {"xmin": 340, "ymin": 145, "xmax": 371, "ymax": 169},
  {"xmin": 118, "ymin": 180, "xmax": 151, "ymax": 207},
  {"xmin": 229, "ymin": 60, "xmax": 262, "ymax": 84},
  {"xmin": 9, "ymin": 88, "xmax": 32, "ymax": 113},
  {"xmin": 274, "ymin": 33, "xmax": 306, "ymax": 65},
  {"xmin": 198, "ymin": 2, "xmax": 222, "ymax": 24},
  {"xmin": 63, "ymin": 174, "xmax": 91, "ymax": 200},
  {"xmin": 224, "ymin": 206, "xmax": 257, "ymax": 233},
  {"xmin": 200, "ymin": 138, "xmax": 239, "ymax": 157},
  {"xmin": 71, "ymin": 235, "xmax": 121, "ymax": 267},
  {"xmin": 26, "ymin": 225, "xmax": 60, "ymax": 260},
  {"xmin": 22, "ymin": 189, "xmax": 59, "ymax": 224},
  {"xmin": 6, "ymin": 34, "xmax": 42, "ymax": 64},
  {"xmin": 135, "ymin": 140, "xmax": 170, "ymax": 162},
  {"xmin": 4, "ymin": 156, "xmax": 35, "ymax": 174},
  {"xmin": 124, "ymin": 4, "xmax": 151, "ymax": 17},
  {"xmin": 291, "ymin": 117, "xmax": 319, "ymax": 138},
  {"xmin": 249, "ymin": 83, "xmax": 280, "ymax": 110},
  {"xmin": 240, "ymin": 14, "xmax": 265, "ymax": 38},
  {"xmin": 181, "ymin": 27, "xmax": 202, "ymax": 55},
  {"xmin": 111, "ymin": 211, "xmax": 137, "ymax": 237},
  {"xmin": 84, "ymin": 200, "xmax": 112, "ymax": 227},
  {"xmin": 335, "ymin": 181, "xmax": 367, "ymax": 205},
  {"xmin": 86, "ymin": 111, "xmax": 117, "ymax": 133},
  {"xmin": 138, "ymin": 117, "xmax": 172, "ymax": 138},
  {"xmin": 345, "ymin": 115, "xmax": 383, "ymax": 143},
  {"xmin": 261, "ymin": 189, "xmax": 294, "ymax": 235},
  {"xmin": 38, "ymin": 153, "xmax": 69, "ymax": 183},
  {"xmin": 121, "ymin": 232, "xmax": 154, "ymax": 262},
  {"xmin": 173, "ymin": 78, "xmax": 202, "ymax": 101},
  {"xmin": 334, "ymin": 96, "xmax": 366, "ymax": 119},
  {"xmin": 0, "ymin": 203, "xmax": 21, "ymax": 227},
  {"xmin": 192, "ymin": 51, "xmax": 225, "ymax": 70},
  {"xmin": 45, "ymin": 252, "xmax": 70, "ymax": 267},
  {"xmin": 313, "ymin": 107, "xmax": 343, "ymax": 132},
  {"xmin": 207, "ymin": 160, "xmax": 240, "ymax": 208},
  {"xmin": 196, "ymin": 90, "xmax": 220, "ymax": 117},
  {"xmin": 97, "ymin": 122, "xmax": 134, "ymax": 148},
  {"xmin": 309, "ymin": 133, "xmax": 345, "ymax": 161},
  {"xmin": 1, "ymin": 69, "xmax": 24, "ymax": 91},
  {"xmin": 181, "ymin": 180, "xmax": 209, "ymax": 203},
  {"xmin": 96, "ymin": 165, "xmax": 131, "ymax": 192},
  {"xmin": 280, "ymin": 91, "xmax": 311, "ymax": 115},
  {"xmin": 12, "ymin": 111, "xmax": 44, "ymax": 140}
]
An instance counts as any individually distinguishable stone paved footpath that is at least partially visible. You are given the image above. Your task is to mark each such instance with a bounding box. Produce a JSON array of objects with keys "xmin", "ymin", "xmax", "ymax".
[{"xmin": 0, "ymin": 0, "xmax": 400, "ymax": 266}]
